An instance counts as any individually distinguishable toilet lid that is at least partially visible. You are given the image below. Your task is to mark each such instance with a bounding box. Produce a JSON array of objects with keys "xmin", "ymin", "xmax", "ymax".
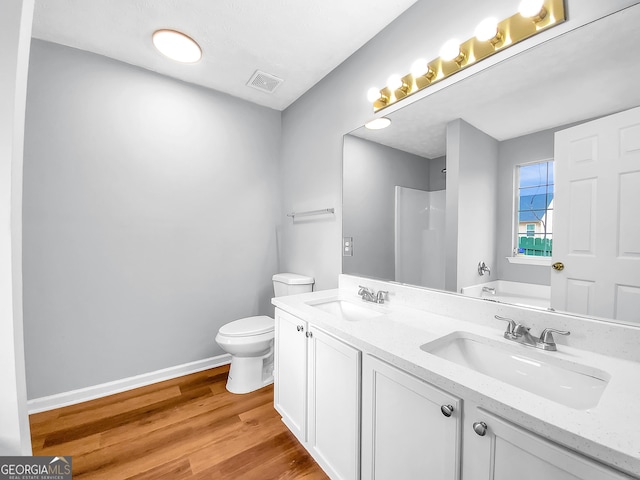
[{"xmin": 219, "ymin": 316, "xmax": 274, "ymax": 337}]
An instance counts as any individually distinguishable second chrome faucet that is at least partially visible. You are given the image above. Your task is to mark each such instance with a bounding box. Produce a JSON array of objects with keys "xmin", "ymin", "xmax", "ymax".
[
  {"xmin": 495, "ymin": 315, "xmax": 570, "ymax": 351},
  {"xmin": 358, "ymin": 286, "xmax": 388, "ymax": 304}
]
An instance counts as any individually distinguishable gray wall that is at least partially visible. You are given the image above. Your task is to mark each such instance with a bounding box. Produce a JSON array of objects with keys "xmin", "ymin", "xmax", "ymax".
[
  {"xmin": 0, "ymin": 0, "xmax": 33, "ymax": 455},
  {"xmin": 342, "ymin": 135, "xmax": 431, "ymax": 280},
  {"xmin": 23, "ymin": 40, "xmax": 282, "ymax": 399},
  {"xmin": 428, "ymin": 155, "xmax": 447, "ymax": 192},
  {"xmin": 446, "ymin": 119, "xmax": 498, "ymax": 292}
]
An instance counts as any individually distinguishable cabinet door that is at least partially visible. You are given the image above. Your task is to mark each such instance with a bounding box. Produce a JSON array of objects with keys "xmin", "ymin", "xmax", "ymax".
[
  {"xmin": 466, "ymin": 409, "xmax": 635, "ymax": 480},
  {"xmin": 362, "ymin": 355, "xmax": 461, "ymax": 480},
  {"xmin": 307, "ymin": 326, "xmax": 361, "ymax": 480},
  {"xmin": 274, "ymin": 308, "xmax": 308, "ymax": 442}
]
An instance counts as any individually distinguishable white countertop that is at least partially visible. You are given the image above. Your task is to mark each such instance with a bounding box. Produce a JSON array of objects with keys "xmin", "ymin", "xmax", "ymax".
[{"xmin": 273, "ymin": 287, "xmax": 640, "ymax": 478}]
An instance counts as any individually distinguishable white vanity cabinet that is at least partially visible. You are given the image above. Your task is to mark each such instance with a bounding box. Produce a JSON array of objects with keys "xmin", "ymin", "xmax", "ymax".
[
  {"xmin": 360, "ymin": 355, "xmax": 634, "ymax": 480},
  {"xmin": 274, "ymin": 308, "xmax": 308, "ymax": 441},
  {"xmin": 274, "ymin": 308, "xmax": 361, "ymax": 480},
  {"xmin": 361, "ymin": 355, "xmax": 462, "ymax": 480},
  {"xmin": 462, "ymin": 407, "xmax": 635, "ymax": 480}
]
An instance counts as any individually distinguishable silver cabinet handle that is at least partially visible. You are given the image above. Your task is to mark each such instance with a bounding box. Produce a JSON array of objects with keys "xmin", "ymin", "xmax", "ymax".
[
  {"xmin": 296, "ymin": 325, "xmax": 304, "ymax": 332},
  {"xmin": 305, "ymin": 331, "xmax": 313, "ymax": 338},
  {"xmin": 473, "ymin": 421, "xmax": 488, "ymax": 436},
  {"xmin": 440, "ymin": 405, "xmax": 454, "ymax": 417}
]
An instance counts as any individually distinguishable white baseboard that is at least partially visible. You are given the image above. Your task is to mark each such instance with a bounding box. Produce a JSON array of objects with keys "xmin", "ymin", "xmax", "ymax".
[{"xmin": 27, "ymin": 354, "xmax": 231, "ymax": 414}]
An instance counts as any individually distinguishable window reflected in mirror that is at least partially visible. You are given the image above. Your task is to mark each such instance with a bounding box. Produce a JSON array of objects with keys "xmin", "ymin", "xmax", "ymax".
[{"xmin": 515, "ymin": 160, "xmax": 554, "ymax": 258}]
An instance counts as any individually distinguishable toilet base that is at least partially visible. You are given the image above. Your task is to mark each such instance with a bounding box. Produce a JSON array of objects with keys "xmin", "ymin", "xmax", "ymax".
[{"xmin": 226, "ymin": 347, "xmax": 274, "ymax": 394}]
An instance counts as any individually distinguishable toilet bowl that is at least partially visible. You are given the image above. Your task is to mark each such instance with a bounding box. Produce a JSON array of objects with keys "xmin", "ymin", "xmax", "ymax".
[
  {"xmin": 216, "ymin": 273, "xmax": 314, "ymax": 394},
  {"xmin": 215, "ymin": 316, "xmax": 275, "ymax": 394}
]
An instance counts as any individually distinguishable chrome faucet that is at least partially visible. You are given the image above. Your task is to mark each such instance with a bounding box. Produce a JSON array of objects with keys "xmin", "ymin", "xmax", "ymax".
[
  {"xmin": 478, "ymin": 262, "xmax": 491, "ymax": 276},
  {"xmin": 482, "ymin": 286, "xmax": 496, "ymax": 295},
  {"xmin": 494, "ymin": 315, "xmax": 570, "ymax": 351},
  {"xmin": 512, "ymin": 323, "xmax": 538, "ymax": 347},
  {"xmin": 358, "ymin": 285, "xmax": 388, "ymax": 304}
]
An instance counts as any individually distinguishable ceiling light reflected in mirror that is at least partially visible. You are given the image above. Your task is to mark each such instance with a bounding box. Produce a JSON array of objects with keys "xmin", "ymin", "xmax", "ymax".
[{"xmin": 364, "ymin": 117, "xmax": 392, "ymax": 130}]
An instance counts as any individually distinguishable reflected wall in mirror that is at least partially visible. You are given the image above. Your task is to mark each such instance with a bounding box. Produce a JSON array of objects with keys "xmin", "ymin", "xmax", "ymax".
[
  {"xmin": 343, "ymin": 135, "xmax": 446, "ymax": 288},
  {"xmin": 342, "ymin": 5, "xmax": 640, "ymax": 325}
]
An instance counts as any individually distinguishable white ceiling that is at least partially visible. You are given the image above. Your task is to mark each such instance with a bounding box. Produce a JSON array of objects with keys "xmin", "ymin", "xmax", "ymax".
[
  {"xmin": 31, "ymin": 0, "xmax": 418, "ymax": 111},
  {"xmin": 351, "ymin": 4, "xmax": 640, "ymax": 158}
]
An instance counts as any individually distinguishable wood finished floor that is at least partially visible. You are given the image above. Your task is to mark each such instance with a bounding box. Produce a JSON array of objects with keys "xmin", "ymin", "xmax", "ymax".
[{"xmin": 30, "ymin": 365, "xmax": 329, "ymax": 479}]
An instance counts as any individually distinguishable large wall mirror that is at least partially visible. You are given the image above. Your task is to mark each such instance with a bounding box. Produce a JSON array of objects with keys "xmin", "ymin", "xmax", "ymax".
[{"xmin": 343, "ymin": 5, "xmax": 640, "ymax": 326}]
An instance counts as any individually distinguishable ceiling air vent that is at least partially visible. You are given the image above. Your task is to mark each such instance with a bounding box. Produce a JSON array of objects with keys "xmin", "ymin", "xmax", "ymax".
[{"xmin": 246, "ymin": 70, "xmax": 283, "ymax": 94}]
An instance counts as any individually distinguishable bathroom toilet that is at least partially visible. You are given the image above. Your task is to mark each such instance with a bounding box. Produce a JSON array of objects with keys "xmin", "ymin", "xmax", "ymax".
[{"xmin": 215, "ymin": 273, "xmax": 314, "ymax": 394}]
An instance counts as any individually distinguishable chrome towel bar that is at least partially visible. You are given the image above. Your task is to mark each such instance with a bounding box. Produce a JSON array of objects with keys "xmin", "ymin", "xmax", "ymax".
[{"xmin": 287, "ymin": 208, "xmax": 335, "ymax": 218}]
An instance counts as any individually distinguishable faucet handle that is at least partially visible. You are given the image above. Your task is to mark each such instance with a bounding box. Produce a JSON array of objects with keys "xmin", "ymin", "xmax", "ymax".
[
  {"xmin": 494, "ymin": 315, "xmax": 516, "ymax": 338},
  {"xmin": 376, "ymin": 290, "xmax": 388, "ymax": 304},
  {"xmin": 540, "ymin": 328, "xmax": 570, "ymax": 344},
  {"xmin": 478, "ymin": 262, "xmax": 491, "ymax": 276}
]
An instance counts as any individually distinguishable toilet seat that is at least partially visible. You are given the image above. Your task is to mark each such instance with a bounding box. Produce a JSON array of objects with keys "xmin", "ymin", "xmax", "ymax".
[{"xmin": 218, "ymin": 315, "xmax": 274, "ymax": 337}]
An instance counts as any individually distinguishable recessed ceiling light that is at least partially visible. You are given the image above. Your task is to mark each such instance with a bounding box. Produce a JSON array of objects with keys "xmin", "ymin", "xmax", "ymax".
[
  {"xmin": 152, "ymin": 29, "xmax": 202, "ymax": 63},
  {"xmin": 365, "ymin": 117, "xmax": 391, "ymax": 130}
]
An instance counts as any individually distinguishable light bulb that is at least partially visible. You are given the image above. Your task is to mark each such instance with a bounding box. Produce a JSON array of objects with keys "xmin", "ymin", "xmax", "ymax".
[
  {"xmin": 411, "ymin": 59, "xmax": 429, "ymax": 78},
  {"xmin": 367, "ymin": 87, "xmax": 381, "ymax": 103},
  {"xmin": 475, "ymin": 17, "xmax": 499, "ymax": 42},
  {"xmin": 440, "ymin": 39, "xmax": 462, "ymax": 62},
  {"xmin": 365, "ymin": 118, "xmax": 392, "ymax": 130},
  {"xmin": 387, "ymin": 74, "xmax": 403, "ymax": 91},
  {"xmin": 518, "ymin": 0, "xmax": 545, "ymax": 18},
  {"xmin": 152, "ymin": 29, "xmax": 202, "ymax": 63}
]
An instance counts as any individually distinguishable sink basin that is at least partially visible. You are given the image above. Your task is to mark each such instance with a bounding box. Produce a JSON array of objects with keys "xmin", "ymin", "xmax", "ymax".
[
  {"xmin": 307, "ymin": 299, "xmax": 384, "ymax": 322},
  {"xmin": 421, "ymin": 332, "xmax": 610, "ymax": 410}
]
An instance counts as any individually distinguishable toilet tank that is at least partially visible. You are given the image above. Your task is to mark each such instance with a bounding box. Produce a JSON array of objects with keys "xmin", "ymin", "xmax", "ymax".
[{"xmin": 272, "ymin": 273, "xmax": 315, "ymax": 297}]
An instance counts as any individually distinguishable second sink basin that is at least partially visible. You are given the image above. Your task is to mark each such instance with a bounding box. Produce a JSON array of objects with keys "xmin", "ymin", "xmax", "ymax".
[
  {"xmin": 307, "ymin": 298, "xmax": 384, "ymax": 322},
  {"xmin": 421, "ymin": 331, "xmax": 610, "ymax": 410}
]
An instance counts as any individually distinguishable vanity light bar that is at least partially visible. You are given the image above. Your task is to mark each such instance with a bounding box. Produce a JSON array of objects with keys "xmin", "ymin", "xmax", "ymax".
[{"xmin": 370, "ymin": 0, "xmax": 565, "ymax": 112}]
